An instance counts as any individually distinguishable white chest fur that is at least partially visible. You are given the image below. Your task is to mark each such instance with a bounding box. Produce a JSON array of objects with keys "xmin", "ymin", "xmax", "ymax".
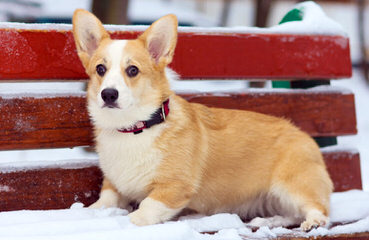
[{"xmin": 96, "ymin": 127, "xmax": 164, "ymax": 201}]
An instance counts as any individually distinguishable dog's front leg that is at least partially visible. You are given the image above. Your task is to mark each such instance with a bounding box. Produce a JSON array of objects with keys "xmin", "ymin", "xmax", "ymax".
[
  {"xmin": 128, "ymin": 186, "xmax": 193, "ymax": 226},
  {"xmin": 89, "ymin": 178, "xmax": 131, "ymax": 211}
]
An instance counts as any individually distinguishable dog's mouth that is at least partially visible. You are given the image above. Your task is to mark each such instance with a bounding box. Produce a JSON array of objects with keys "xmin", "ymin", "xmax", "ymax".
[{"xmin": 102, "ymin": 103, "xmax": 120, "ymax": 109}]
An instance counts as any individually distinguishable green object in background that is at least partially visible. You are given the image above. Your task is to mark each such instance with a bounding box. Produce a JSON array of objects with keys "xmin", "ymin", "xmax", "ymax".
[
  {"xmin": 272, "ymin": 7, "xmax": 304, "ymax": 89},
  {"xmin": 279, "ymin": 8, "xmax": 304, "ymax": 24}
]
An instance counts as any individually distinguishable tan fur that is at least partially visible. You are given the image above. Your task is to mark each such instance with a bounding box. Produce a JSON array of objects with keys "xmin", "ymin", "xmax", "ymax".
[{"xmin": 72, "ymin": 9, "xmax": 333, "ymax": 231}]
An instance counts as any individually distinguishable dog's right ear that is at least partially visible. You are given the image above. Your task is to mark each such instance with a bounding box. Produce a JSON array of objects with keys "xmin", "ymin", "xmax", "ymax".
[{"xmin": 72, "ymin": 9, "xmax": 109, "ymax": 68}]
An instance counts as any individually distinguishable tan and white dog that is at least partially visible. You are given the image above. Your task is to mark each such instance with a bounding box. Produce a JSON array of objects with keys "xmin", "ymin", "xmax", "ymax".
[{"xmin": 72, "ymin": 9, "xmax": 333, "ymax": 231}]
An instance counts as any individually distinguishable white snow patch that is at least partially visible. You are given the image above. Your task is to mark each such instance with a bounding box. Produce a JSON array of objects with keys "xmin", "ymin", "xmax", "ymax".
[
  {"xmin": 70, "ymin": 202, "xmax": 84, "ymax": 209},
  {"xmin": 0, "ymin": 147, "xmax": 98, "ymax": 164},
  {"xmin": 180, "ymin": 213, "xmax": 245, "ymax": 233},
  {"xmin": 212, "ymin": 228, "xmax": 243, "ymax": 240},
  {"xmin": 328, "ymin": 217, "xmax": 369, "ymax": 236},
  {"xmin": 320, "ymin": 145, "xmax": 359, "ymax": 154},
  {"xmin": 265, "ymin": 1, "xmax": 347, "ymax": 36},
  {"xmin": 0, "ymin": 90, "xmax": 85, "ymax": 99},
  {"xmin": 0, "ymin": 185, "xmax": 14, "ymax": 192},
  {"xmin": 253, "ymin": 226, "xmax": 278, "ymax": 238},
  {"xmin": 0, "ymin": 191, "xmax": 367, "ymax": 239},
  {"xmin": 172, "ymin": 82, "xmax": 352, "ymax": 95},
  {"xmin": 0, "ymin": 158, "xmax": 98, "ymax": 173},
  {"xmin": 330, "ymin": 190, "xmax": 369, "ymax": 223}
]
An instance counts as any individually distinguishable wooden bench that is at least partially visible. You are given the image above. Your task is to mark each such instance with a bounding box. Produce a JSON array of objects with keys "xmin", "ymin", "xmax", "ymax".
[{"xmin": 0, "ymin": 12, "xmax": 363, "ymax": 238}]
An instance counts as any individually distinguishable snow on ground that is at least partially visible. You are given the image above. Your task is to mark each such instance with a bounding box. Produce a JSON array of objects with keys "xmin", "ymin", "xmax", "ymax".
[{"xmin": 0, "ymin": 190, "xmax": 368, "ymax": 240}]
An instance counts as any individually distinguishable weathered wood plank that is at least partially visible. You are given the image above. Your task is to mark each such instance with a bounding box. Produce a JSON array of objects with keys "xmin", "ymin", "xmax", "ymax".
[
  {"xmin": 0, "ymin": 27, "xmax": 351, "ymax": 80},
  {"xmin": 0, "ymin": 151, "xmax": 360, "ymax": 212},
  {"xmin": 0, "ymin": 166, "xmax": 102, "ymax": 211},
  {"xmin": 276, "ymin": 232, "xmax": 369, "ymax": 240},
  {"xmin": 324, "ymin": 150, "xmax": 362, "ymax": 191},
  {"xmin": 0, "ymin": 91, "xmax": 357, "ymax": 150},
  {"xmin": 0, "ymin": 94, "xmax": 93, "ymax": 150},
  {"xmin": 182, "ymin": 91, "xmax": 357, "ymax": 137}
]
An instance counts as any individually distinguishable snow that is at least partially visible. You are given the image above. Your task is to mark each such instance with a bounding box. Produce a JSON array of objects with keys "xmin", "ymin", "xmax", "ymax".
[
  {"xmin": 0, "ymin": 2, "xmax": 346, "ymax": 36},
  {"xmin": 0, "ymin": 82, "xmax": 86, "ymax": 97},
  {"xmin": 266, "ymin": 1, "xmax": 347, "ymax": 36},
  {"xmin": 0, "ymin": 158, "xmax": 98, "ymax": 173},
  {"xmin": 0, "ymin": 185, "xmax": 13, "ymax": 192},
  {"xmin": 179, "ymin": 214, "xmax": 245, "ymax": 233},
  {"xmin": 0, "ymin": 82, "xmax": 353, "ymax": 99},
  {"xmin": 172, "ymin": 82, "xmax": 353, "ymax": 95},
  {"xmin": 320, "ymin": 145, "xmax": 359, "ymax": 154},
  {"xmin": 0, "ymin": 190, "xmax": 367, "ymax": 239},
  {"xmin": 0, "ymin": 147, "xmax": 97, "ymax": 164},
  {"xmin": 0, "ymin": 91, "xmax": 85, "ymax": 99},
  {"xmin": 330, "ymin": 190, "xmax": 369, "ymax": 223}
]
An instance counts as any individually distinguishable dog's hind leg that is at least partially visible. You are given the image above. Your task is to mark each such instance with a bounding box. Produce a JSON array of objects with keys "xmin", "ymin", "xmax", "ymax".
[{"xmin": 271, "ymin": 159, "xmax": 333, "ymax": 231}]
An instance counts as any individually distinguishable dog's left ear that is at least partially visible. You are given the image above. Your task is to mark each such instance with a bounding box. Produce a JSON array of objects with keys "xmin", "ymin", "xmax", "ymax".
[
  {"xmin": 72, "ymin": 9, "xmax": 110, "ymax": 69},
  {"xmin": 139, "ymin": 14, "xmax": 178, "ymax": 65}
]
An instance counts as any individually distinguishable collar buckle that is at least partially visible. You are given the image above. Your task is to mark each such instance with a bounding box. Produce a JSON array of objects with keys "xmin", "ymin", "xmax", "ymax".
[{"xmin": 161, "ymin": 103, "xmax": 166, "ymax": 121}]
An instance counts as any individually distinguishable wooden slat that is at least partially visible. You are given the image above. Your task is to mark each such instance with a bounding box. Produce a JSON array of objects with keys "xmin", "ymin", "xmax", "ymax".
[
  {"xmin": 0, "ymin": 91, "xmax": 356, "ymax": 150},
  {"xmin": 211, "ymin": 231, "xmax": 369, "ymax": 240},
  {"xmin": 0, "ymin": 166, "xmax": 102, "ymax": 211},
  {"xmin": 0, "ymin": 27, "xmax": 351, "ymax": 80},
  {"xmin": 0, "ymin": 151, "xmax": 360, "ymax": 212},
  {"xmin": 0, "ymin": 94, "xmax": 93, "ymax": 150},
  {"xmin": 276, "ymin": 232, "xmax": 369, "ymax": 240},
  {"xmin": 324, "ymin": 150, "xmax": 362, "ymax": 191},
  {"xmin": 182, "ymin": 91, "xmax": 357, "ymax": 137}
]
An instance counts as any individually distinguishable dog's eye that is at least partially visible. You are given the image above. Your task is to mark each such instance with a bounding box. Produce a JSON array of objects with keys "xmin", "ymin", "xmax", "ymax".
[
  {"xmin": 125, "ymin": 65, "xmax": 139, "ymax": 78},
  {"xmin": 96, "ymin": 64, "xmax": 106, "ymax": 77}
]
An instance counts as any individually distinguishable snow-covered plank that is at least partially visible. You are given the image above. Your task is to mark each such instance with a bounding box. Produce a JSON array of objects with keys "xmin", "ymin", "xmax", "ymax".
[
  {"xmin": 0, "ymin": 150, "xmax": 361, "ymax": 212},
  {"xmin": 0, "ymin": 27, "xmax": 351, "ymax": 80},
  {"xmin": 0, "ymin": 90, "xmax": 356, "ymax": 150}
]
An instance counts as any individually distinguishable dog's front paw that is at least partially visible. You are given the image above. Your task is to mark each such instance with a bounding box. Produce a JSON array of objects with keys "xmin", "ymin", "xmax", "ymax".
[
  {"xmin": 89, "ymin": 199, "xmax": 108, "ymax": 209},
  {"xmin": 128, "ymin": 209, "xmax": 158, "ymax": 226},
  {"xmin": 88, "ymin": 196, "xmax": 119, "ymax": 209}
]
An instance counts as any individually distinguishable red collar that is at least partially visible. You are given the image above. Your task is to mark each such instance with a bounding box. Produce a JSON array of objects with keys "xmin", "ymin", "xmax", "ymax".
[{"xmin": 117, "ymin": 99, "xmax": 170, "ymax": 135}]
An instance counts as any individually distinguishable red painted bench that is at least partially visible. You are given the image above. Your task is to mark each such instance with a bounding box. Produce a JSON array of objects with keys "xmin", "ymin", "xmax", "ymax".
[{"xmin": 0, "ymin": 23, "xmax": 360, "ymax": 213}]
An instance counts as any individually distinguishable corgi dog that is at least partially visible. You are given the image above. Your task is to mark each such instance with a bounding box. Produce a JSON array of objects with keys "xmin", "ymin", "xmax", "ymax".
[{"xmin": 72, "ymin": 9, "xmax": 333, "ymax": 231}]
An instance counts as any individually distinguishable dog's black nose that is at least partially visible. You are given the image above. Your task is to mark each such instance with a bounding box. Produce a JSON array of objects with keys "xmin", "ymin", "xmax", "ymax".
[{"xmin": 101, "ymin": 88, "xmax": 119, "ymax": 104}]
